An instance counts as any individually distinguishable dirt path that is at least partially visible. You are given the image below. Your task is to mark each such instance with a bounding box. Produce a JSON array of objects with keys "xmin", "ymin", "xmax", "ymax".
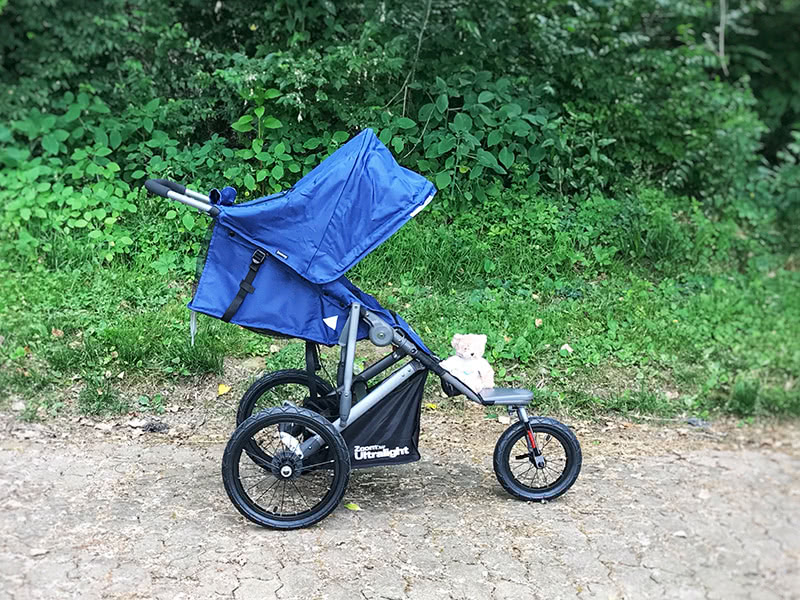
[{"xmin": 1, "ymin": 409, "xmax": 799, "ymax": 600}]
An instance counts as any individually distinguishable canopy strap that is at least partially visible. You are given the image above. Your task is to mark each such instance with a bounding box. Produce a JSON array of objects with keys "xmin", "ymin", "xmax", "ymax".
[{"xmin": 221, "ymin": 249, "xmax": 267, "ymax": 322}]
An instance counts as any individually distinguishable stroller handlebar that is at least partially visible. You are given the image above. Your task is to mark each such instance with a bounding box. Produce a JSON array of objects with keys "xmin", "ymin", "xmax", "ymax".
[
  {"xmin": 145, "ymin": 178, "xmax": 186, "ymax": 198},
  {"xmin": 144, "ymin": 178, "xmax": 219, "ymax": 216}
]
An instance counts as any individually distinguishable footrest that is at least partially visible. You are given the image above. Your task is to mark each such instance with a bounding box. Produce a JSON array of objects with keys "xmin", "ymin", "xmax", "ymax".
[{"xmin": 480, "ymin": 388, "xmax": 533, "ymax": 406}]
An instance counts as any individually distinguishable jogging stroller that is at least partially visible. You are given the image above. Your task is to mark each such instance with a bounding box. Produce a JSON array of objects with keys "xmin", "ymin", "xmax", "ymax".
[{"xmin": 144, "ymin": 129, "xmax": 581, "ymax": 529}]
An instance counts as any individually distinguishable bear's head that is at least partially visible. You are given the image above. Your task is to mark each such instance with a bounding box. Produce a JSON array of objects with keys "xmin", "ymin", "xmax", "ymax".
[{"xmin": 450, "ymin": 333, "xmax": 487, "ymax": 360}]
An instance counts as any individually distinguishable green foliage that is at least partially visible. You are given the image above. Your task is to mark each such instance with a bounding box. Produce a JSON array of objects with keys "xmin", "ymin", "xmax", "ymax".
[
  {"xmin": 1, "ymin": 0, "xmax": 799, "ymax": 418},
  {"xmin": 77, "ymin": 377, "xmax": 128, "ymax": 415}
]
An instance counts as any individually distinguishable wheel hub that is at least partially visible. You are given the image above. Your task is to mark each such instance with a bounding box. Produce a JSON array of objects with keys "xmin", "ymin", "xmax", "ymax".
[{"xmin": 272, "ymin": 450, "xmax": 303, "ymax": 480}]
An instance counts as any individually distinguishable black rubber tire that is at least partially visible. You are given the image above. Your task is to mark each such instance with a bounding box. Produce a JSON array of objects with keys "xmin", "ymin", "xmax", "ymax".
[
  {"xmin": 236, "ymin": 369, "xmax": 335, "ymax": 426},
  {"xmin": 222, "ymin": 405, "xmax": 350, "ymax": 530},
  {"xmin": 493, "ymin": 417, "xmax": 582, "ymax": 502}
]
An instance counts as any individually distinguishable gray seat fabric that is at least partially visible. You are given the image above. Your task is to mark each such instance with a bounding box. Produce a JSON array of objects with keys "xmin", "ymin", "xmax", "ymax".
[{"xmin": 480, "ymin": 388, "xmax": 533, "ymax": 405}]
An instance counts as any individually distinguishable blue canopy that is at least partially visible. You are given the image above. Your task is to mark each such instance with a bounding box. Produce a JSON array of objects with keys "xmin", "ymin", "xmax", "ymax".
[
  {"xmin": 214, "ymin": 129, "xmax": 435, "ymax": 284},
  {"xmin": 188, "ymin": 129, "xmax": 436, "ymax": 352}
]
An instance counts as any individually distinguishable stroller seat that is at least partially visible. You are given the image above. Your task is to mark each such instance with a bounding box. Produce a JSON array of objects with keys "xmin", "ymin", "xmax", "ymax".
[{"xmin": 481, "ymin": 388, "xmax": 533, "ymax": 406}]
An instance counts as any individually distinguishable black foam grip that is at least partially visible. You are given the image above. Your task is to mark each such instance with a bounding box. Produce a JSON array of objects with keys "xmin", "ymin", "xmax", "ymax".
[{"xmin": 144, "ymin": 179, "xmax": 186, "ymax": 199}]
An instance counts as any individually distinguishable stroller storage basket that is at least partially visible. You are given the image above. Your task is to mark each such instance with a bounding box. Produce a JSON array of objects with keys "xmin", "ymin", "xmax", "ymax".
[{"xmin": 341, "ymin": 370, "xmax": 428, "ymax": 468}]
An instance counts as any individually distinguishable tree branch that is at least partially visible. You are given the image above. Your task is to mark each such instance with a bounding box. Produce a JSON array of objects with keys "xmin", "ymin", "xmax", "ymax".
[{"xmin": 718, "ymin": 0, "xmax": 729, "ymax": 76}]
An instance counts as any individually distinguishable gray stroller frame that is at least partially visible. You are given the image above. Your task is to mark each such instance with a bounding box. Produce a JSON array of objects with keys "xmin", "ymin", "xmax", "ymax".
[{"xmin": 146, "ymin": 179, "xmax": 582, "ymax": 530}]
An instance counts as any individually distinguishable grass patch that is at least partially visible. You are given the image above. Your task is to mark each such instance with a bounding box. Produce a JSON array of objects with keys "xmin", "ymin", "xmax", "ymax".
[
  {"xmin": 1, "ymin": 249, "xmax": 798, "ymax": 418},
  {"xmin": 77, "ymin": 377, "xmax": 128, "ymax": 415}
]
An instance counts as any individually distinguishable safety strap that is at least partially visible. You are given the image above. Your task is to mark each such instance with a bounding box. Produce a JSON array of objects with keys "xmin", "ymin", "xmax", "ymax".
[{"xmin": 221, "ymin": 249, "xmax": 267, "ymax": 322}]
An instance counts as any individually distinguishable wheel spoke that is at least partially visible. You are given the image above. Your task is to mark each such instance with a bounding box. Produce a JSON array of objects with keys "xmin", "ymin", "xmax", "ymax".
[
  {"xmin": 507, "ymin": 427, "xmax": 568, "ymax": 492},
  {"xmin": 253, "ymin": 477, "xmax": 280, "ymax": 503},
  {"xmin": 228, "ymin": 408, "xmax": 347, "ymax": 526}
]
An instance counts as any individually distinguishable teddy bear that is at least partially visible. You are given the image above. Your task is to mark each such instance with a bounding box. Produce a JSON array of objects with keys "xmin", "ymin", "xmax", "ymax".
[{"xmin": 439, "ymin": 333, "xmax": 495, "ymax": 394}]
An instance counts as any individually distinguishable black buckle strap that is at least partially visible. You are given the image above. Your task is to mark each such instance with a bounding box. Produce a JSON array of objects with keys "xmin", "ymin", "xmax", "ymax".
[{"xmin": 221, "ymin": 249, "xmax": 267, "ymax": 323}]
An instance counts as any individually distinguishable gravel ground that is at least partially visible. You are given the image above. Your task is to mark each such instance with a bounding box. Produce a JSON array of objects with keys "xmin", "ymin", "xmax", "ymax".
[{"xmin": 1, "ymin": 409, "xmax": 799, "ymax": 600}]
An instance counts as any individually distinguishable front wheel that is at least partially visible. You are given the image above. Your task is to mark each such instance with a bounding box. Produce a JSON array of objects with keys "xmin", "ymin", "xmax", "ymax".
[
  {"xmin": 493, "ymin": 417, "xmax": 582, "ymax": 502},
  {"xmin": 222, "ymin": 406, "xmax": 351, "ymax": 530}
]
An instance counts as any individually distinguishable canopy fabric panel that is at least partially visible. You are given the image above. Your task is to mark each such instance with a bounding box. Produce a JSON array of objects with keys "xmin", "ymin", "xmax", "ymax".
[
  {"xmin": 214, "ymin": 129, "xmax": 436, "ymax": 284},
  {"xmin": 188, "ymin": 220, "xmax": 431, "ymax": 353}
]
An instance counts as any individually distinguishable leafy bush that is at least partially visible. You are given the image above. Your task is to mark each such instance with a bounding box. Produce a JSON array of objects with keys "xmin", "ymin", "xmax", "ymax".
[{"xmin": 1, "ymin": 0, "xmax": 799, "ymax": 418}]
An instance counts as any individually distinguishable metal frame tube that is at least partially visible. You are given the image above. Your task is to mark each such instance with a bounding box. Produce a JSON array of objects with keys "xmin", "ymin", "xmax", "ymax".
[
  {"xmin": 166, "ymin": 190, "xmax": 216, "ymax": 214},
  {"xmin": 183, "ymin": 188, "xmax": 211, "ymax": 203},
  {"xmin": 338, "ymin": 303, "xmax": 361, "ymax": 426},
  {"xmin": 353, "ymin": 349, "xmax": 406, "ymax": 385}
]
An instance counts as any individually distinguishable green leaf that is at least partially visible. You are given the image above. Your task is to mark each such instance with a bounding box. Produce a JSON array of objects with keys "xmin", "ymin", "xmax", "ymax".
[
  {"xmin": 522, "ymin": 113, "xmax": 547, "ymax": 126},
  {"xmin": 105, "ymin": 161, "xmax": 121, "ymax": 173},
  {"xmin": 165, "ymin": 210, "xmax": 177, "ymax": 219},
  {"xmin": 262, "ymin": 117, "xmax": 282, "ymax": 129},
  {"xmin": 438, "ymin": 136, "xmax": 456, "ymax": 155},
  {"xmin": 244, "ymin": 174, "xmax": 256, "ymax": 190},
  {"xmin": 452, "ymin": 113, "xmax": 473, "ymax": 133},
  {"xmin": 478, "ymin": 91, "xmax": 495, "ymax": 103},
  {"xmin": 274, "ymin": 142, "xmax": 286, "ymax": 156},
  {"xmin": 271, "ymin": 164, "xmax": 284, "ymax": 180},
  {"xmin": 145, "ymin": 98, "xmax": 160, "ymax": 112},
  {"xmin": 256, "ymin": 169, "xmax": 268, "ymax": 182},
  {"xmin": 264, "ymin": 88, "xmax": 281, "ymax": 99},
  {"xmin": 109, "ymin": 129, "xmax": 121, "ymax": 149},
  {"xmin": 529, "ymin": 146, "xmax": 546, "ymax": 164},
  {"xmin": 343, "ymin": 502, "xmax": 362, "ymax": 511},
  {"xmin": 252, "ymin": 138, "xmax": 263, "ymax": 154},
  {"xmin": 332, "ymin": 131, "xmax": 349, "ymax": 143},
  {"xmin": 232, "ymin": 115, "xmax": 254, "ymax": 132},
  {"xmin": 63, "ymin": 105, "xmax": 81, "ymax": 122},
  {"xmin": 254, "ymin": 107, "xmax": 265, "ymax": 119},
  {"xmin": 94, "ymin": 147, "xmax": 112, "ymax": 157},
  {"xmin": 435, "ymin": 94, "xmax": 448, "ymax": 114},
  {"xmin": 303, "ymin": 137, "xmax": 322, "ymax": 150},
  {"xmin": 484, "ymin": 258, "xmax": 497, "ymax": 273},
  {"xmin": 88, "ymin": 229, "xmax": 103, "ymax": 240},
  {"xmin": 498, "ymin": 146, "xmax": 514, "ymax": 169},
  {"xmin": 181, "ymin": 213, "xmax": 195, "ymax": 231},
  {"xmin": 94, "ymin": 128, "xmax": 109, "ymax": 147},
  {"xmin": 476, "ymin": 148, "xmax": 505, "ymax": 173},
  {"xmin": 143, "ymin": 117, "xmax": 154, "ymax": 133},
  {"xmin": 41, "ymin": 134, "xmax": 59, "ymax": 155},
  {"xmin": 20, "ymin": 207, "xmax": 32, "ymax": 220},
  {"xmin": 131, "ymin": 170, "xmax": 145, "ymax": 179},
  {"xmin": 392, "ymin": 137, "xmax": 404, "ymax": 154},
  {"xmin": 435, "ymin": 171, "xmax": 452, "ymax": 189},
  {"xmin": 73, "ymin": 219, "xmax": 88, "ymax": 228},
  {"xmin": 502, "ymin": 103, "xmax": 522, "ymax": 118},
  {"xmin": 487, "ymin": 130, "xmax": 503, "ymax": 147},
  {"xmin": 119, "ymin": 236, "xmax": 133, "ymax": 245},
  {"xmin": 396, "ymin": 117, "xmax": 416, "ymax": 129}
]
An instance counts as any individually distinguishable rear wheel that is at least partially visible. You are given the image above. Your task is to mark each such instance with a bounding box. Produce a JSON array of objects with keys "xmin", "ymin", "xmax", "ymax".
[
  {"xmin": 236, "ymin": 369, "xmax": 336, "ymax": 425},
  {"xmin": 493, "ymin": 417, "xmax": 581, "ymax": 502},
  {"xmin": 222, "ymin": 406, "xmax": 350, "ymax": 530}
]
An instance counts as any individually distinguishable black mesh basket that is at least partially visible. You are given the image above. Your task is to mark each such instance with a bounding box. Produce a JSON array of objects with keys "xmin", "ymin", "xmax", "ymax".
[{"xmin": 341, "ymin": 370, "xmax": 428, "ymax": 468}]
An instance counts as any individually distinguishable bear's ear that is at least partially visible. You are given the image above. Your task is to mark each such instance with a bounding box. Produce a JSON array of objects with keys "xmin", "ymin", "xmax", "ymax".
[{"xmin": 451, "ymin": 334, "xmax": 462, "ymax": 349}]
